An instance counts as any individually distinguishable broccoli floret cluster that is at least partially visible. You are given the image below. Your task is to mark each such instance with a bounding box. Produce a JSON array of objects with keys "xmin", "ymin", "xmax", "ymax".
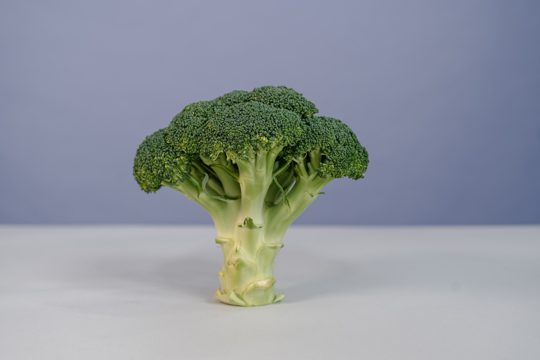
[
  {"xmin": 135, "ymin": 86, "xmax": 367, "ymax": 194},
  {"xmin": 133, "ymin": 85, "xmax": 369, "ymax": 306}
]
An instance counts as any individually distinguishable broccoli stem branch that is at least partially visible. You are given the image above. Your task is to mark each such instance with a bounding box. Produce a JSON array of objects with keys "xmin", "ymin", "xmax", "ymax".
[
  {"xmin": 265, "ymin": 173, "xmax": 331, "ymax": 230},
  {"xmin": 235, "ymin": 148, "xmax": 281, "ymax": 223},
  {"xmin": 201, "ymin": 154, "xmax": 241, "ymax": 198}
]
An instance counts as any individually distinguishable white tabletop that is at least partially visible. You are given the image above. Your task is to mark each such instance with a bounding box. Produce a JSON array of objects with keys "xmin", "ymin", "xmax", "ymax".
[{"xmin": 1, "ymin": 226, "xmax": 539, "ymax": 360}]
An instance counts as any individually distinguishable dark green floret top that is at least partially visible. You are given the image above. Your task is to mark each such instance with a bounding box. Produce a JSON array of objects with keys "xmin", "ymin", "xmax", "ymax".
[
  {"xmin": 133, "ymin": 128, "xmax": 192, "ymax": 193},
  {"xmin": 134, "ymin": 85, "xmax": 368, "ymax": 194},
  {"xmin": 283, "ymin": 116, "xmax": 369, "ymax": 179}
]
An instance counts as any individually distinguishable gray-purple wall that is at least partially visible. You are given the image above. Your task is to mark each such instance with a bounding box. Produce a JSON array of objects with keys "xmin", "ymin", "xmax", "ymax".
[{"xmin": 1, "ymin": 0, "xmax": 539, "ymax": 225}]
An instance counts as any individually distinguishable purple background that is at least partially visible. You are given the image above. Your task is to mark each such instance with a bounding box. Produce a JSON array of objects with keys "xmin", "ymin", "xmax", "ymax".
[{"xmin": 1, "ymin": 0, "xmax": 539, "ymax": 225}]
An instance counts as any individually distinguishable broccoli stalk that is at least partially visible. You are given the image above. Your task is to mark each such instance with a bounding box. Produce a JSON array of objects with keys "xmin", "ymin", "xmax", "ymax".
[{"xmin": 134, "ymin": 86, "xmax": 368, "ymax": 306}]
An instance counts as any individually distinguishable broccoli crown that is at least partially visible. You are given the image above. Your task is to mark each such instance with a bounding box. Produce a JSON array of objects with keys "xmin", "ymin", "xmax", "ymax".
[{"xmin": 134, "ymin": 86, "xmax": 368, "ymax": 192}]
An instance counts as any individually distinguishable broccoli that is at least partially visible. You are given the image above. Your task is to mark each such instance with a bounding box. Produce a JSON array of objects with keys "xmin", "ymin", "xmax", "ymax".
[{"xmin": 134, "ymin": 86, "xmax": 369, "ymax": 306}]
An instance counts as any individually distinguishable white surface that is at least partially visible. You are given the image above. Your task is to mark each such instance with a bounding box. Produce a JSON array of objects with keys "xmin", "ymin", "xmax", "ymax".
[{"xmin": 1, "ymin": 226, "xmax": 539, "ymax": 360}]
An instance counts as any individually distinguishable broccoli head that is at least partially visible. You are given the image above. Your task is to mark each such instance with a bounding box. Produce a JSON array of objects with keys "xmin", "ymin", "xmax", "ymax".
[{"xmin": 134, "ymin": 86, "xmax": 368, "ymax": 306}]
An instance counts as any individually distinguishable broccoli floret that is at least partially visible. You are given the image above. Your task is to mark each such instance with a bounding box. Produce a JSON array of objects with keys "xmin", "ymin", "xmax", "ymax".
[{"xmin": 133, "ymin": 86, "xmax": 369, "ymax": 306}]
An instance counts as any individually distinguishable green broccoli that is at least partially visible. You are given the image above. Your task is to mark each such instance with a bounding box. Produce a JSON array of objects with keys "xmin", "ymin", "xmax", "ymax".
[{"xmin": 134, "ymin": 86, "xmax": 369, "ymax": 306}]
